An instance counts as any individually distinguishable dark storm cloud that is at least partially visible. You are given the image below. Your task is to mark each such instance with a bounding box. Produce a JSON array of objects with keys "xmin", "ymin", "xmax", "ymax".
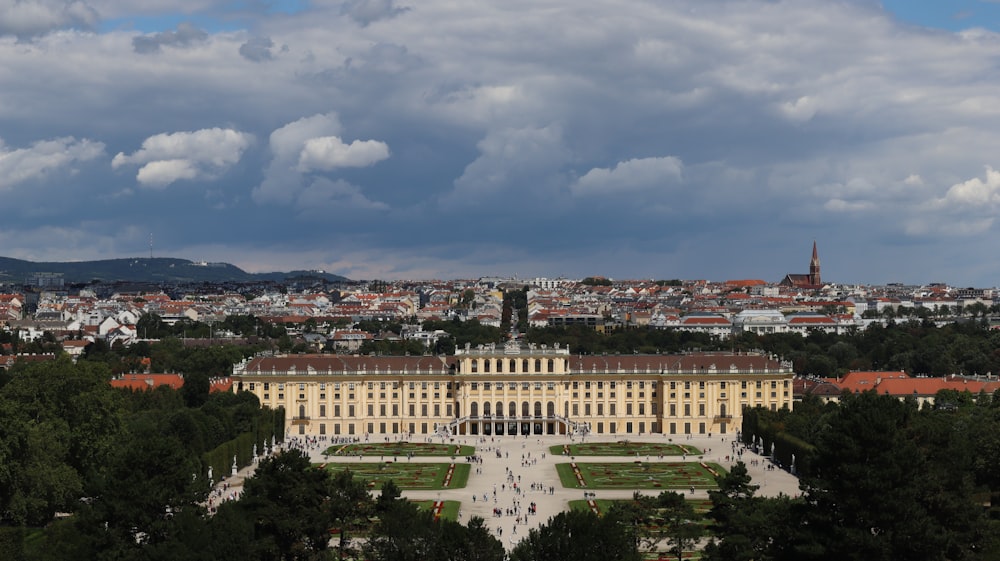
[
  {"xmin": 239, "ymin": 36, "xmax": 275, "ymax": 61},
  {"xmin": 132, "ymin": 22, "xmax": 208, "ymax": 53},
  {"xmin": 341, "ymin": 0, "xmax": 409, "ymax": 27},
  {"xmin": 3, "ymin": 0, "xmax": 1000, "ymax": 284}
]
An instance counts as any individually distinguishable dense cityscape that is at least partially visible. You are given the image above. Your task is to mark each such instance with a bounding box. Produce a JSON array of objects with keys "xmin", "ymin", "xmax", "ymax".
[{"xmin": 3, "ymin": 248, "xmax": 1000, "ymax": 560}]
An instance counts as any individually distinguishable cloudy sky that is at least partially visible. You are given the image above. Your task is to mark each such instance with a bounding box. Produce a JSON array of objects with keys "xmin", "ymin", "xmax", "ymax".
[{"xmin": 3, "ymin": 0, "xmax": 1000, "ymax": 286}]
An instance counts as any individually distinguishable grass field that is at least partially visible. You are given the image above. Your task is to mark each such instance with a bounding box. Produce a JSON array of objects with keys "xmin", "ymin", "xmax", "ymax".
[
  {"xmin": 557, "ymin": 461, "xmax": 724, "ymax": 489},
  {"xmin": 550, "ymin": 441, "xmax": 702, "ymax": 457},
  {"xmin": 412, "ymin": 499, "xmax": 462, "ymax": 521},
  {"xmin": 320, "ymin": 462, "xmax": 470, "ymax": 489},
  {"xmin": 324, "ymin": 442, "xmax": 476, "ymax": 457}
]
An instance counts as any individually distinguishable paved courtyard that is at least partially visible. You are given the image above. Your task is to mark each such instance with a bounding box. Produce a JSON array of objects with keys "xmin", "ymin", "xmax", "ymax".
[{"xmin": 288, "ymin": 432, "xmax": 801, "ymax": 551}]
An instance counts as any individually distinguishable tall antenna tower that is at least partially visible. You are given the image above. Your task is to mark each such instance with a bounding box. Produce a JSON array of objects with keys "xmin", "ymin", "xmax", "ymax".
[{"xmin": 149, "ymin": 233, "xmax": 153, "ymax": 259}]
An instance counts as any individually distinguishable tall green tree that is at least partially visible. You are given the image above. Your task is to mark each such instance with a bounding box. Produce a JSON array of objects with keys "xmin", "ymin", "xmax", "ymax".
[
  {"xmin": 236, "ymin": 449, "xmax": 341, "ymax": 561},
  {"xmin": 0, "ymin": 357, "xmax": 125, "ymax": 527},
  {"xmin": 509, "ymin": 509, "xmax": 640, "ymax": 561},
  {"xmin": 797, "ymin": 391, "xmax": 985, "ymax": 561},
  {"xmin": 703, "ymin": 462, "xmax": 797, "ymax": 561}
]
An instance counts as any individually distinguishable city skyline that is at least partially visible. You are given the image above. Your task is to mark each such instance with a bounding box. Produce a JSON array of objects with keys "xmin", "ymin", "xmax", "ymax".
[{"xmin": 4, "ymin": 1, "xmax": 1000, "ymax": 286}]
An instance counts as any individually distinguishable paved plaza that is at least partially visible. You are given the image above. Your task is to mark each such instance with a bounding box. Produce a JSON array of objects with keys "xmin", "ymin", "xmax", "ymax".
[{"xmin": 268, "ymin": 432, "xmax": 803, "ymax": 551}]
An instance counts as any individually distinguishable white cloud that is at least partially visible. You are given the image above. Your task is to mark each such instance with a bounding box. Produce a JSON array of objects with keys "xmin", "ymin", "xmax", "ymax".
[
  {"xmin": 0, "ymin": 0, "xmax": 99, "ymax": 37},
  {"xmin": 572, "ymin": 156, "xmax": 684, "ymax": 197},
  {"xmin": 112, "ymin": 128, "xmax": 253, "ymax": 189},
  {"xmin": 937, "ymin": 166, "xmax": 1000, "ymax": 209},
  {"xmin": 0, "ymin": 136, "xmax": 104, "ymax": 189},
  {"xmin": 446, "ymin": 125, "xmax": 570, "ymax": 206},
  {"xmin": 135, "ymin": 159, "xmax": 198, "ymax": 186},
  {"xmin": 296, "ymin": 177, "xmax": 388, "ymax": 214},
  {"xmin": 253, "ymin": 113, "xmax": 389, "ymax": 209},
  {"xmin": 824, "ymin": 198, "xmax": 874, "ymax": 213},
  {"xmin": 297, "ymin": 136, "xmax": 390, "ymax": 172}
]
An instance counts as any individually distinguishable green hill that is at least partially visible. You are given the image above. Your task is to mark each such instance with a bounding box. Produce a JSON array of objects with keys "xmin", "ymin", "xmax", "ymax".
[{"xmin": 0, "ymin": 257, "xmax": 349, "ymax": 284}]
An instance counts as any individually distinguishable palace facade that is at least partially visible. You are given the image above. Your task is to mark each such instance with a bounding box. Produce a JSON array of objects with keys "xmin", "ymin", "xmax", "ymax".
[{"xmin": 231, "ymin": 342, "xmax": 795, "ymax": 439}]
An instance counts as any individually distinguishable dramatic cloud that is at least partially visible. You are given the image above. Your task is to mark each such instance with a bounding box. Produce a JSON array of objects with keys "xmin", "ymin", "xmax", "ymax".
[
  {"xmin": 111, "ymin": 128, "xmax": 253, "ymax": 188},
  {"xmin": 0, "ymin": 136, "xmax": 104, "ymax": 189},
  {"xmin": 7, "ymin": 1, "xmax": 1000, "ymax": 284},
  {"xmin": 253, "ymin": 113, "xmax": 390, "ymax": 211},
  {"xmin": 572, "ymin": 157, "xmax": 684, "ymax": 197},
  {"xmin": 0, "ymin": 0, "xmax": 99, "ymax": 37}
]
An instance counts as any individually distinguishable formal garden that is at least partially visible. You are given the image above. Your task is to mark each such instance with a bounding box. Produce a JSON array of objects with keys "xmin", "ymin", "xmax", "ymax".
[
  {"xmin": 320, "ymin": 462, "xmax": 470, "ymax": 489},
  {"xmin": 569, "ymin": 497, "xmax": 713, "ymax": 519},
  {"xmin": 324, "ymin": 441, "xmax": 476, "ymax": 457},
  {"xmin": 412, "ymin": 499, "xmax": 462, "ymax": 521},
  {"xmin": 551, "ymin": 440, "xmax": 702, "ymax": 457},
  {"xmin": 557, "ymin": 461, "xmax": 724, "ymax": 489}
]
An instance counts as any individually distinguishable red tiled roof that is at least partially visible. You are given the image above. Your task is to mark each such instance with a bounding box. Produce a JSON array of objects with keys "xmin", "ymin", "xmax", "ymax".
[{"xmin": 111, "ymin": 374, "xmax": 184, "ymax": 391}]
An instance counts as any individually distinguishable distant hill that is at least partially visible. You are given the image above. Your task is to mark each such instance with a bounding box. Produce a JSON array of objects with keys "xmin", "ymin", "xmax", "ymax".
[{"xmin": 0, "ymin": 257, "xmax": 350, "ymax": 284}]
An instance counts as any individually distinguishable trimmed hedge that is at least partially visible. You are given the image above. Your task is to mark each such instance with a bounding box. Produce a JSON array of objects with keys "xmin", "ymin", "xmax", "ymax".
[{"xmin": 203, "ymin": 406, "xmax": 284, "ymax": 481}]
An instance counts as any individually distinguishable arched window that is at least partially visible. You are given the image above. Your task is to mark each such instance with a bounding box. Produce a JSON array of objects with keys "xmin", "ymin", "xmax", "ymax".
[
  {"xmin": 522, "ymin": 401, "xmax": 530, "ymax": 417},
  {"xmin": 470, "ymin": 402, "xmax": 479, "ymax": 417},
  {"xmin": 471, "ymin": 360, "xmax": 478, "ymax": 373},
  {"xmin": 522, "ymin": 359, "xmax": 529, "ymax": 372},
  {"xmin": 534, "ymin": 401, "xmax": 542, "ymax": 417},
  {"xmin": 547, "ymin": 401, "xmax": 555, "ymax": 417},
  {"xmin": 547, "ymin": 359, "xmax": 554, "ymax": 373},
  {"xmin": 496, "ymin": 401, "xmax": 504, "ymax": 417},
  {"xmin": 299, "ymin": 405, "xmax": 306, "ymax": 419},
  {"xmin": 720, "ymin": 403, "xmax": 727, "ymax": 417},
  {"xmin": 509, "ymin": 401, "xmax": 517, "ymax": 417},
  {"xmin": 510, "ymin": 359, "xmax": 517, "ymax": 373},
  {"xmin": 563, "ymin": 401, "xmax": 569, "ymax": 417},
  {"xmin": 535, "ymin": 359, "xmax": 542, "ymax": 372},
  {"xmin": 497, "ymin": 359, "xmax": 503, "ymax": 373},
  {"xmin": 484, "ymin": 401, "xmax": 492, "ymax": 416},
  {"xmin": 484, "ymin": 360, "xmax": 491, "ymax": 373}
]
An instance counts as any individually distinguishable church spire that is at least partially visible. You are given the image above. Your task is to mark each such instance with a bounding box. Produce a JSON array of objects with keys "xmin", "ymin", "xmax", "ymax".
[{"xmin": 809, "ymin": 241, "xmax": 821, "ymax": 286}]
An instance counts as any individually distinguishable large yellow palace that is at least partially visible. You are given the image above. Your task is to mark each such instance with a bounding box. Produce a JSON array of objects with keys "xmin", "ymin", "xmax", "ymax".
[{"xmin": 231, "ymin": 341, "xmax": 794, "ymax": 439}]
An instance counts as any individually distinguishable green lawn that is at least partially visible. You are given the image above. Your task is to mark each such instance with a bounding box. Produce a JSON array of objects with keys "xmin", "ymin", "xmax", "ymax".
[
  {"xmin": 325, "ymin": 442, "xmax": 476, "ymax": 457},
  {"xmin": 321, "ymin": 462, "xmax": 470, "ymax": 490},
  {"xmin": 557, "ymin": 461, "xmax": 724, "ymax": 489},
  {"xmin": 550, "ymin": 441, "xmax": 702, "ymax": 457},
  {"xmin": 412, "ymin": 499, "xmax": 462, "ymax": 521}
]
